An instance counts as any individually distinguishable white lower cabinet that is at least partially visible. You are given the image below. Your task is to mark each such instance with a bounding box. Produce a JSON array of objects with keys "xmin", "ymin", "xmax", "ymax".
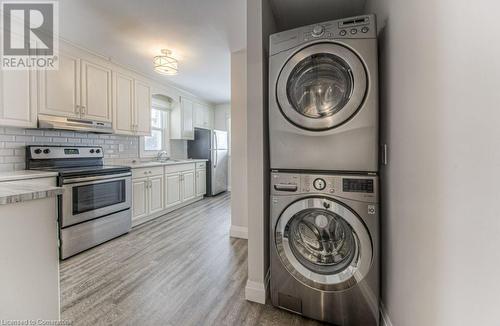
[
  {"xmin": 196, "ymin": 163, "xmax": 207, "ymax": 197},
  {"xmin": 165, "ymin": 172, "xmax": 182, "ymax": 208},
  {"xmin": 131, "ymin": 162, "xmax": 207, "ymax": 226},
  {"xmin": 132, "ymin": 168, "xmax": 164, "ymax": 222}
]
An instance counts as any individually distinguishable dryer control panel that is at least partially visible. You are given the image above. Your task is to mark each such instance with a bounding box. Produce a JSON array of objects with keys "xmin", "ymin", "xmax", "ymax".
[{"xmin": 271, "ymin": 171, "xmax": 378, "ymax": 202}]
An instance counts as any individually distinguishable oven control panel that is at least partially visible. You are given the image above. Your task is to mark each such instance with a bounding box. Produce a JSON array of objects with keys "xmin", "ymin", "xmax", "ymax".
[{"xmin": 28, "ymin": 146, "xmax": 104, "ymax": 159}]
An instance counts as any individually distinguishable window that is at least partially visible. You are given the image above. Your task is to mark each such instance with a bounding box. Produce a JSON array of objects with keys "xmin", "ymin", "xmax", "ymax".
[
  {"xmin": 144, "ymin": 108, "xmax": 164, "ymax": 151},
  {"xmin": 140, "ymin": 95, "xmax": 173, "ymax": 157}
]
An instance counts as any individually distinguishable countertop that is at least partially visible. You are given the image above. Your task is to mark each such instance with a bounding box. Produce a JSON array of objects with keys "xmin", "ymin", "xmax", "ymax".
[
  {"xmin": 0, "ymin": 170, "xmax": 59, "ymax": 182},
  {"xmin": 116, "ymin": 159, "xmax": 208, "ymax": 169},
  {"xmin": 0, "ymin": 181, "xmax": 63, "ymax": 205}
]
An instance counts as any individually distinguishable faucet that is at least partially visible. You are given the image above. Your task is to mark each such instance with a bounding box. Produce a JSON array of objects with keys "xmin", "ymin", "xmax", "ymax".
[{"xmin": 156, "ymin": 151, "xmax": 169, "ymax": 162}]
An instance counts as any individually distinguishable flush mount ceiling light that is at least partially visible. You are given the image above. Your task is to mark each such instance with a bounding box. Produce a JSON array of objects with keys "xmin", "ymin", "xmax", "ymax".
[{"xmin": 154, "ymin": 49, "xmax": 178, "ymax": 75}]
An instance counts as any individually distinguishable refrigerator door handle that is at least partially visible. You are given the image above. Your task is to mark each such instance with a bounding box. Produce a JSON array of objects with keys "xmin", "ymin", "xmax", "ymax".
[{"xmin": 214, "ymin": 150, "xmax": 218, "ymax": 168}]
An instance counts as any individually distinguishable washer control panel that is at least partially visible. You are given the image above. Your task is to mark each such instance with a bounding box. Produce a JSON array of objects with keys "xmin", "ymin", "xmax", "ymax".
[{"xmin": 271, "ymin": 171, "xmax": 378, "ymax": 202}]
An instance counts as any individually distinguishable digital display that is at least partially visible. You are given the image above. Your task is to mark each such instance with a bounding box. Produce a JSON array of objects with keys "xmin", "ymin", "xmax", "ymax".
[
  {"xmin": 64, "ymin": 149, "xmax": 79, "ymax": 155},
  {"xmin": 343, "ymin": 178, "xmax": 374, "ymax": 193}
]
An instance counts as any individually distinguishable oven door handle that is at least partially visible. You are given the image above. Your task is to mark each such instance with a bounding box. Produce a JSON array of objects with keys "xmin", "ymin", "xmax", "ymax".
[{"xmin": 62, "ymin": 172, "xmax": 132, "ymax": 184}]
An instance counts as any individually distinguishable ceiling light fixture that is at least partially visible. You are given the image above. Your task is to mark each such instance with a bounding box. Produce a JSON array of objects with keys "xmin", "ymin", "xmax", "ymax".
[{"xmin": 153, "ymin": 49, "xmax": 178, "ymax": 75}]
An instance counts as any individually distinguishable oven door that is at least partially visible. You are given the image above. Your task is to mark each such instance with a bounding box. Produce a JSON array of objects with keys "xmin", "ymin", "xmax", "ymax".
[{"xmin": 61, "ymin": 173, "xmax": 132, "ymax": 227}]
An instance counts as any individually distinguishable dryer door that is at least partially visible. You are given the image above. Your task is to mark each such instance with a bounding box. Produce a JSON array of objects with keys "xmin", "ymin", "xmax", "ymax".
[
  {"xmin": 276, "ymin": 43, "xmax": 367, "ymax": 131},
  {"xmin": 275, "ymin": 197, "xmax": 372, "ymax": 291}
]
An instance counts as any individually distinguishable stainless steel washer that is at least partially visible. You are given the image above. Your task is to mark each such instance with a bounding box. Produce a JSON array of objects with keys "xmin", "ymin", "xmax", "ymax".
[
  {"xmin": 270, "ymin": 171, "xmax": 379, "ymax": 325},
  {"xmin": 269, "ymin": 15, "xmax": 379, "ymax": 172}
]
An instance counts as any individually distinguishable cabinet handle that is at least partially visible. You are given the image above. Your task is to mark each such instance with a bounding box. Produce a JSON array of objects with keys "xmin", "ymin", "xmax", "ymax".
[
  {"xmin": 81, "ymin": 106, "xmax": 86, "ymax": 115},
  {"xmin": 144, "ymin": 171, "xmax": 148, "ymax": 175},
  {"xmin": 75, "ymin": 105, "xmax": 80, "ymax": 114}
]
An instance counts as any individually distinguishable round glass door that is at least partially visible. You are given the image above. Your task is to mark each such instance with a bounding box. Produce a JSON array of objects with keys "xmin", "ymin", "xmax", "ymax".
[
  {"xmin": 275, "ymin": 198, "xmax": 372, "ymax": 291},
  {"xmin": 276, "ymin": 43, "xmax": 367, "ymax": 131}
]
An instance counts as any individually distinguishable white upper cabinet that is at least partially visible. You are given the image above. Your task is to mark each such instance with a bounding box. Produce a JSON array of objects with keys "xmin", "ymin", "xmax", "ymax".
[
  {"xmin": 170, "ymin": 96, "xmax": 194, "ymax": 140},
  {"xmin": 0, "ymin": 69, "xmax": 37, "ymax": 128},
  {"xmin": 134, "ymin": 80, "xmax": 152, "ymax": 136},
  {"xmin": 39, "ymin": 52, "xmax": 80, "ymax": 118},
  {"xmin": 113, "ymin": 72, "xmax": 135, "ymax": 135},
  {"xmin": 81, "ymin": 60, "xmax": 112, "ymax": 122},
  {"xmin": 193, "ymin": 102, "xmax": 214, "ymax": 129}
]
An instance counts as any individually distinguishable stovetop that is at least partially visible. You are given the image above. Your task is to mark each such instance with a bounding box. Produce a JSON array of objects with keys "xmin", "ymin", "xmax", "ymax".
[{"xmin": 33, "ymin": 165, "xmax": 131, "ymax": 178}]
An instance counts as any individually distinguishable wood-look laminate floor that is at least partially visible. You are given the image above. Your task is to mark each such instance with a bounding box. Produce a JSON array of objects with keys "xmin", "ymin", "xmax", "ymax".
[{"xmin": 60, "ymin": 193, "xmax": 325, "ymax": 326}]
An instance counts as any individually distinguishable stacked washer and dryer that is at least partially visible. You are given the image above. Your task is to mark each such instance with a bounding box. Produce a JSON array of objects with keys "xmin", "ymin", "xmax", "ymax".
[{"xmin": 268, "ymin": 15, "xmax": 380, "ymax": 325}]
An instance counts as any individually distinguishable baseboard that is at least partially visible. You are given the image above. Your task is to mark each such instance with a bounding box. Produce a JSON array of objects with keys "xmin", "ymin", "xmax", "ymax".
[
  {"xmin": 380, "ymin": 302, "xmax": 393, "ymax": 326},
  {"xmin": 229, "ymin": 225, "xmax": 248, "ymax": 239},
  {"xmin": 245, "ymin": 269, "xmax": 270, "ymax": 304}
]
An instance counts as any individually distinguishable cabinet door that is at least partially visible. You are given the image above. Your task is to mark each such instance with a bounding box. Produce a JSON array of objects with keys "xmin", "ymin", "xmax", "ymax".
[
  {"xmin": 148, "ymin": 175, "xmax": 164, "ymax": 214},
  {"xmin": 181, "ymin": 98, "xmax": 194, "ymax": 139},
  {"xmin": 0, "ymin": 69, "xmax": 37, "ymax": 128},
  {"xmin": 193, "ymin": 102, "xmax": 204, "ymax": 128},
  {"xmin": 165, "ymin": 173, "xmax": 182, "ymax": 208},
  {"xmin": 113, "ymin": 72, "xmax": 135, "ymax": 134},
  {"xmin": 39, "ymin": 53, "xmax": 80, "ymax": 118},
  {"xmin": 135, "ymin": 80, "xmax": 151, "ymax": 136},
  {"xmin": 81, "ymin": 60, "xmax": 112, "ymax": 121},
  {"xmin": 132, "ymin": 178, "xmax": 148, "ymax": 221},
  {"xmin": 182, "ymin": 170, "xmax": 196, "ymax": 201},
  {"xmin": 196, "ymin": 168, "xmax": 207, "ymax": 197}
]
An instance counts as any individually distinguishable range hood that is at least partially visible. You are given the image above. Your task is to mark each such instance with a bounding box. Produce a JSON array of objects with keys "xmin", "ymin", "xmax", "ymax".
[{"xmin": 38, "ymin": 114, "xmax": 113, "ymax": 134}]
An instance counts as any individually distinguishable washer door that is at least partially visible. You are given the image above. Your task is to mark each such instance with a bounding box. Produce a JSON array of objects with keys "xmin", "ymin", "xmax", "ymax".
[
  {"xmin": 276, "ymin": 43, "xmax": 367, "ymax": 131},
  {"xmin": 275, "ymin": 197, "xmax": 372, "ymax": 291}
]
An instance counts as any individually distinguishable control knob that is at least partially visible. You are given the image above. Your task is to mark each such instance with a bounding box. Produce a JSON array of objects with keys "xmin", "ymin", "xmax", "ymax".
[
  {"xmin": 312, "ymin": 25, "xmax": 325, "ymax": 37},
  {"xmin": 43, "ymin": 149, "xmax": 51, "ymax": 154},
  {"xmin": 89, "ymin": 149, "xmax": 95, "ymax": 153},
  {"xmin": 313, "ymin": 178, "xmax": 327, "ymax": 191},
  {"xmin": 34, "ymin": 149, "xmax": 42, "ymax": 154},
  {"xmin": 95, "ymin": 149, "xmax": 101, "ymax": 154}
]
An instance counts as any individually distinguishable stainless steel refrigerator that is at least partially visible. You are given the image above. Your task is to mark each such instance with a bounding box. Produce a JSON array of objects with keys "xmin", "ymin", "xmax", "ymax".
[{"xmin": 188, "ymin": 128, "xmax": 228, "ymax": 196}]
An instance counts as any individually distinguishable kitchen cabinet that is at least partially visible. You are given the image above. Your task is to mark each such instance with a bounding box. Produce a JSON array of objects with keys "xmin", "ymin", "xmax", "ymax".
[
  {"xmin": 39, "ymin": 53, "xmax": 112, "ymax": 122},
  {"xmin": 170, "ymin": 97, "xmax": 194, "ymax": 140},
  {"xmin": 81, "ymin": 60, "xmax": 112, "ymax": 122},
  {"xmin": 193, "ymin": 102, "xmax": 214, "ymax": 129},
  {"xmin": 165, "ymin": 172, "xmax": 182, "ymax": 208},
  {"xmin": 134, "ymin": 80, "xmax": 152, "ymax": 136},
  {"xmin": 182, "ymin": 170, "xmax": 196, "ymax": 201},
  {"xmin": 113, "ymin": 72, "xmax": 135, "ymax": 135},
  {"xmin": 113, "ymin": 73, "xmax": 152, "ymax": 136},
  {"xmin": 131, "ymin": 167, "xmax": 164, "ymax": 222},
  {"xmin": 38, "ymin": 52, "xmax": 80, "ymax": 118},
  {"xmin": 196, "ymin": 162, "xmax": 207, "ymax": 197},
  {"xmin": 0, "ymin": 68, "xmax": 37, "ymax": 128}
]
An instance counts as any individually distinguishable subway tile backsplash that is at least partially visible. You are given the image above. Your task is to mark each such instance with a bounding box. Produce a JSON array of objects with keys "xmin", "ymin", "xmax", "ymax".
[{"xmin": 0, "ymin": 127, "xmax": 139, "ymax": 172}]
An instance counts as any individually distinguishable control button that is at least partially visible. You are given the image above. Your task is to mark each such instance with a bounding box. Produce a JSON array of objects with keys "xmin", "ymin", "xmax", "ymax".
[
  {"xmin": 330, "ymin": 189, "xmax": 335, "ymax": 193},
  {"xmin": 89, "ymin": 149, "xmax": 95, "ymax": 153},
  {"xmin": 350, "ymin": 28, "xmax": 358, "ymax": 35},
  {"xmin": 312, "ymin": 25, "xmax": 325, "ymax": 37},
  {"xmin": 313, "ymin": 178, "xmax": 327, "ymax": 191},
  {"xmin": 305, "ymin": 188, "xmax": 310, "ymax": 192},
  {"xmin": 34, "ymin": 149, "xmax": 42, "ymax": 154},
  {"xmin": 361, "ymin": 26, "xmax": 369, "ymax": 33},
  {"xmin": 43, "ymin": 149, "xmax": 50, "ymax": 154},
  {"xmin": 95, "ymin": 149, "xmax": 101, "ymax": 154},
  {"xmin": 339, "ymin": 30, "xmax": 347, "ymax": 36}
]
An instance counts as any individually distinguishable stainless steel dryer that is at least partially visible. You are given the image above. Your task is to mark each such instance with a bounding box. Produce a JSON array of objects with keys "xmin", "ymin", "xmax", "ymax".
[
  {"xmin": 270, "ymin": 171, "xmax": 379, "ymax": 325},
  {"xmin": 269, "ymin": 15, "xmax": 379, "ymax": 172}
]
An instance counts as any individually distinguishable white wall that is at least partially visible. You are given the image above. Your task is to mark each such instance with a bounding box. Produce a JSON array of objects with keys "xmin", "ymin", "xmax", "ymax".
[
  {"xmin": 366, "ymin": 0, "xmax": 500, "ymax": 325},
  {"xmin": 214, "ymin": 103, "xmax": 231, "ymax": 131},
  {"xmin": 245, "ymin": 0, "xmax": 277, "ymax": 304},
  {"xmin": 230, "ymin": 50, "xmax": 248, "ymax": 239}
]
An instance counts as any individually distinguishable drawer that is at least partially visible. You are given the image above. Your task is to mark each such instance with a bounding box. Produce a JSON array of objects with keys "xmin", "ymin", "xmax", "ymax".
[
  {"xmin": 164, "ymin": 163, "xmax": 196, "ymax": 174},
  {"xmin": 132, "ymin": 166, "xmax": 164, "ymax": 178},
  {"xmin": 195, "ymin": 162, "xmax": 206, "ymax": 169}
]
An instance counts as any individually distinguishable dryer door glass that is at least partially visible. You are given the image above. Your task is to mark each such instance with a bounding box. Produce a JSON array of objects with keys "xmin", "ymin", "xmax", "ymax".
[
  {"xmin": 287, "ymin": 208, "xmax": 357, "ymax": 275},
  {"xmin": 276, "ymin": 43, "xmax": 367, "ymax": 131},
  {"xmin": 287, "ymin": 54, "xmax": 353, "ymax": 119},
  {"xmin": 275, "ymin": 197, "xmax": 372, "ymax": 291}
]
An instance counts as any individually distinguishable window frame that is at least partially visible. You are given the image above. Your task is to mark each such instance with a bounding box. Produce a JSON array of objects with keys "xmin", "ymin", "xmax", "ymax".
[{"xmin": 139, "ymin": 106, "xmax": 170, "ymax": 158}]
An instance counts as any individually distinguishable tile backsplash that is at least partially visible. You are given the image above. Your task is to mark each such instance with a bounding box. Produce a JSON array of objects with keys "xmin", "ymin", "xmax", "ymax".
[{"xmin": 0, "ymin": 127, "xmax": 135, "ymax": 172}]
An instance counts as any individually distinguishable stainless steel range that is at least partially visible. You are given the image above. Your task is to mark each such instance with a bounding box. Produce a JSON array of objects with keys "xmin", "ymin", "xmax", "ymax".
[{"xmin": 26, "ymin": 145, "xmax": 132, "ymax": 259}]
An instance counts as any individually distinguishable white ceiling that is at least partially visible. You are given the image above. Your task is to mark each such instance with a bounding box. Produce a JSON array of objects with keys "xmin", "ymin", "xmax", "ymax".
[
  {"xmin": 58, "ymin": 0, "xmax": 246, "ymax": 104},
  {"xmin": 269, "ymin": 0, "xmax": 367, "ymax": 31}
]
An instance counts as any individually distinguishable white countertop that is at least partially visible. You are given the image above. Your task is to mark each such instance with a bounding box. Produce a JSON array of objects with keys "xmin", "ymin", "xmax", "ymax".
[
  {"xmin": 0, "ymin": 170, "xmax": 59, "ymax": 182},
  {"xmin": 0, "ymin": 181, "xmax": 63, "ymax": 205},
  {"xmin": 115, "ymin": 159, "xmax": 208, "ymax": 169}
]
